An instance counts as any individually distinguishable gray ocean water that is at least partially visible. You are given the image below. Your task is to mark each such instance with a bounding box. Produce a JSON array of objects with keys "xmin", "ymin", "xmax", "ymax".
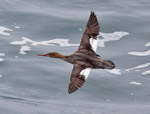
[{"xmin": 0, "ymin": 0, "xmax": 150, "ymax": 114}]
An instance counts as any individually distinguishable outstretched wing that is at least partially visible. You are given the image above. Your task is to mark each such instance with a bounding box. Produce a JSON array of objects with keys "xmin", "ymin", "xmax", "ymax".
[
  {"xmin": 68, "ymin": 64, "xmax": 85, "ymax": 94},
  {"xmin": 72, "ymin": 12, "xmax": 100, "ymax": 92},
  {"xmin": 68, "ymin": 12, "xmax": 100, "ymax": 94},
  {"xmin": 78, "ymin": 11, "xmax": 100, "ymax": 54}
]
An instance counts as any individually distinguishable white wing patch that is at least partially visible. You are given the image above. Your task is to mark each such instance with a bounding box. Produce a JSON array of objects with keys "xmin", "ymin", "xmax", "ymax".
[{"xmin": 80, "ymin": 36, "xmax": 99, "ymax": 79}]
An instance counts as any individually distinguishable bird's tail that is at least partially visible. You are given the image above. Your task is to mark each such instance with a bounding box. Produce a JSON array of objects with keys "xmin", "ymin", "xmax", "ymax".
[
  {"xmin": 99, "ymin": 60, "xmax": 115, "ymax": 69},
  {"xmin": 103, "ymin": 60, "xmax": 115, "ymax": 69}
]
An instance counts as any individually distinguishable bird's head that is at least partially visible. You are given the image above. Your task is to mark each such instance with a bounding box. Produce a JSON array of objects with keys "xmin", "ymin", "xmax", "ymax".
[{"xmin": 38, "ymin": 52, "xmax": 63, "ymax": 58}]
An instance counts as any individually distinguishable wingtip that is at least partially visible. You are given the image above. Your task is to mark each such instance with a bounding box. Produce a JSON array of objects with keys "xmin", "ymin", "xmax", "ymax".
[
  {"xmin": 90, "ymin": 11, "xmax": 95, "ymax": 15},
  {"xmin": 89, "ymin": 11, "xmax": 97, "ymax": 20},
  {"xmin": 68, "ymin": 86, "xmax": 75, "ymax": 94},
  {"xmin": 68, "ymin": 76, "xmax": 85, "ymax": 94},
  {"xmin": 68, "ymin": 89, "xmax": 74, "ymax": 94},
  {"xmin": 68, "ymin": 91, "xmax": 72, "ymax": 94},
  {"xmin": 86, "ymin": 11, "xmax": 99, "ymax": 36}
]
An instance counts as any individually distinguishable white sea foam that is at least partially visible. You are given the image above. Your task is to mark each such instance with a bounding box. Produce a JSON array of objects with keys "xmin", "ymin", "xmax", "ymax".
[
  {"xmin": 0, "ymin": 53, "xmax": 5, "ymax": 62},
  {"xmin": 129, "ymin": 82, "xmax": 141, "ymax": 85},
  {"xmin": 126, "ymin": 62, "xmax": 150, "ymax": 71},
  {"xmin": 14, "ymin": 26, "xmax": 20, "ymax": 29},
  {"xmin": 10, "ymin": 31, "xmax": 129, "ymax": 47},
  {"xmin": 0, "ymin": 58, "xmax": 4, "ymax": 62},
  {"xmin": 10, "ymin": 37, "xmax": 78, "ymax": 47},
  {"xmin": 142, "ymin": 70, "xmax": 150, "ymax": 75},
  {"xmin": 0, "ymin": 75, "xmax": 2, "ymax": 77},
  {"xmin": 32, "ymin": 39, "xmax": 78, "ymax": 47},
  {"xmin": 10, "ymin": 37, "xmax": 33, "ymax": 45},
  {"xmin": 0, "ymin": 26, "xmax": 13, "ymax": 36},
  {"xmin": 106, "ymin": 69, "xmax": 121, "ymax": 75},
  {"xmin": 15, "ymin": 56, "xmax": 19, "ymax": 58},
  {"xmin": 128, "ymin": 50, "xmax": 150, "ymax": 56},
  {"xmin": 99, "ymin": 31, "xmax": 129, "ymax": 47},
  {"xmin": 19, "ymin": 46, "xmax": 31, "ymax": 54},
  {"xmin": 10, "ymin": 31, "xmax": 129, "ymax": 55},
  {"xmin": 128, "ymin": 41, "xmax": 150, "ymax": 56},
  {"xmin": 0, "ymin": 53, "xmax": 5, "ymax": 56},
  {"xmin": 145, "ymin": 42, "xmax": 150, "ymax": 47},
  {"xmin": 106, "ymin": 99, "xmax": 110, "ymax": 102}
]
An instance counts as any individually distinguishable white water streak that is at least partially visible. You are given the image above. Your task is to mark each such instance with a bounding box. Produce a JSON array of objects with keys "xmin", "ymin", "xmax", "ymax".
[
  {"xmin": 106, "ymin": 69, "xmax": 121, "ymax": 75},
  {"xmin": 126, "ymin": 62, "xmax": 150, "ymax": 71},
  {"xmin": 19, "ymin": 46, "xmax": 31, "ymax": 54},
  {"xmin": 0, "ymin": 26, "xmax": 13, "ymax": 36},
  {"xmin": 128, "ymin": 50, "xmax": 150, "ymax": 56},
  {"xmin": 10, "ymin": 31, "xmax": 129, "ymax": 47},
  {"xmin": 129, "ymin": 82, "xmax": 141, "ymax": 85},
  {"xmin": 11, "ymin": 37, "xmax": 78, "ymax": 47},
  {"xmin": 0, "ymin": 53, "xmax": 5, "ymax": 56},
  {"xmin": 142, "ymin": 70, "xmax": 150, "ymax": 75},
  {"xmin": 145, "ymin": 42, "xmax": 150, "ymax": 47},
  {"xmin": 99, "ymin": 31, "xmax": 129, "ymax": 47},
  {"xmin": 0, "ymin": 58, "xmax": 4, "ymax": 62}
]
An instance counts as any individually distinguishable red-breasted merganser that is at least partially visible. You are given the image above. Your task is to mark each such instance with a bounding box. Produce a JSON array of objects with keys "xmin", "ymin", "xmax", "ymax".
[{"xmin": 38, "ymin": 11, "xmax": 115, "ymax": 94}]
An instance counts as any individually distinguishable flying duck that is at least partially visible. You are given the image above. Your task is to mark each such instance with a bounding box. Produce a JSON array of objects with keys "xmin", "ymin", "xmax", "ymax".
[{"xmin": 38, "ymin": 11, "xmax": 115, "ymax": 94}]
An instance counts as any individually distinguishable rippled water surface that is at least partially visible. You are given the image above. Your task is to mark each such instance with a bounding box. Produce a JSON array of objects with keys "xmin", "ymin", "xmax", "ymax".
[{"xmin": 0, "ymin": 0, "xmax": 150, "ymax": 114}]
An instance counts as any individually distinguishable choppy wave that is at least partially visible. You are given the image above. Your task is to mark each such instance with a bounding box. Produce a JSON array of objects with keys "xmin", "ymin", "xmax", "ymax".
[
  {"xmin": 0, "ymin": 26, "xmax": 13, "ymax": 36},
  {"xmin": 0, "ymin": 53, "xmax": 5, "ymax": 56},
  {"xmin": 15, "ymin": 56, "xmax": 19, "ymax": 58},
  {"xmin": 106, "ymin": 69, "xmax": 121, "ymax": 75},
  {"xmin": 99, "ymin": 31, "xmax": 129, "ymax": 47},
  {"xmin": 10, "ymin": 31, "xmax": 129, "ymax": 47},
  {"xmin": 128, "ymin": 50, "xmax": 150, "ymax": 56},
  {"xmin": 0, "ymin": 53, "xmax": 5, "ymax": 62},
  {"xmin": 128, "ymin": 42, "xmax": 150, "ymax": 56},
  {"xmin": 125, "ymin": 62, "xmax": 150, "ymax": 72},
  {"xmin": 19, "ymin": 46, "xmax": 31, "ymax": 54},
  {"xmin": 145, "ymin": 42, "xmax": 150, "ymax": 47},
  {"xmin": 0, "ymin": 58, "xmax": 4, "ymax": 62},
  {"xmin": 129, "ymin": 82, "xmax": 141, "ymax": 85},
  {"xmin": 142, "ymin": 70, "xmax": 150, "ymax": 75},
  {"xmin": 127, "ymin": 41, "xmax": 150, "ymax": 75},
  {"xmin": 10, "ymin": 37, "xmax": 78, "ymax": 47},
  {"xmin": 126, "ymin": 62, "xmax": 150, "ymax": 76},
  {"xmin": 14, "ymin": 26, "xmax": 20, "ymax": 29}
]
